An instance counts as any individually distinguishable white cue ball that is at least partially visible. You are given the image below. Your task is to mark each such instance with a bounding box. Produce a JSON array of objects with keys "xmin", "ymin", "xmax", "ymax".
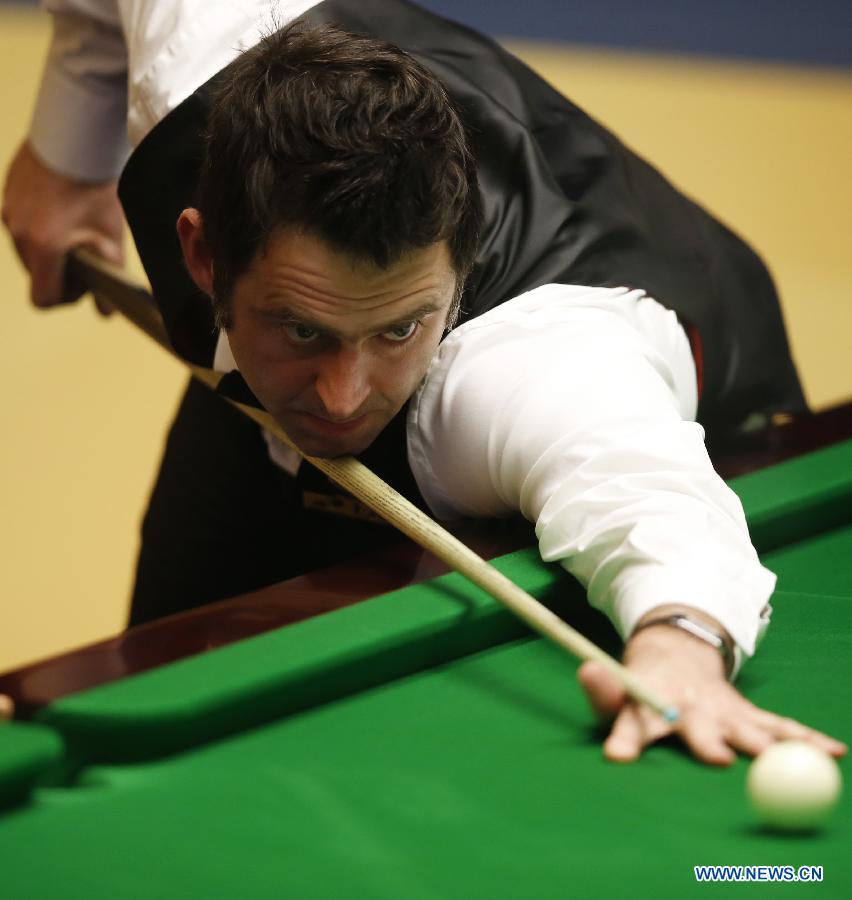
[{"xmin": 747, "ymin": 740, "xmax": 843, "ymax": 830}]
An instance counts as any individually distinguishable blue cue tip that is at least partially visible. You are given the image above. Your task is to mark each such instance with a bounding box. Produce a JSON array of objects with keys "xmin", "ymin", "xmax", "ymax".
[{"xmin": 663, "ymin": 707, "xmax": 680, "ymax": 724}]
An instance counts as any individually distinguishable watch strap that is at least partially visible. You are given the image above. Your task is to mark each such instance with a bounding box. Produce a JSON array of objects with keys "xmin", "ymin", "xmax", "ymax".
[{"xmin": 633, "ymin": 614, "xmax": 737, "ymax": 679}]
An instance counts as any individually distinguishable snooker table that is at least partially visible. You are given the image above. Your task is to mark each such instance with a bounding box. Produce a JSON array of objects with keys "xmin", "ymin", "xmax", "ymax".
[{"xmin": 1, "ymin": 422, "xmax": 851, "ymax": 898}]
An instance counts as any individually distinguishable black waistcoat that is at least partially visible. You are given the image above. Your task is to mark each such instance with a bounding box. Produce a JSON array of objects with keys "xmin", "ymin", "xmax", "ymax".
[{"xmin": 118, "ymin": 0, "xmax": 805, "ymax": 506}]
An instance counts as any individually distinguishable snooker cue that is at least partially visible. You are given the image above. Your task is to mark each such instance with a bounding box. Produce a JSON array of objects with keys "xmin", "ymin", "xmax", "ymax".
[{"xmin": 67, "ymin": 247, "xmax": 679, "ymax": 724}]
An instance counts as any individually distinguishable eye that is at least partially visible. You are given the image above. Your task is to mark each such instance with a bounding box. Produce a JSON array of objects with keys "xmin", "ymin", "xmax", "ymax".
[
  {"xmin": 382, "ymin": 321, "xmax": 419, "ymax": 343},
  {"xmin": 282, "ymin": 323, "xmax": 320, "ymax": 344}
]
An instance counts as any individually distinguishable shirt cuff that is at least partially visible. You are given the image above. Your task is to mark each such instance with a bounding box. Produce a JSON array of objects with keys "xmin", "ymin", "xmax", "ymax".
[
  {"xmin": 592, "ymin": 559, "xmax": 775, "ymax": 664},
  {"xmin": 29, "ymin": 35, "xmax": 130, "ymax": 181}
]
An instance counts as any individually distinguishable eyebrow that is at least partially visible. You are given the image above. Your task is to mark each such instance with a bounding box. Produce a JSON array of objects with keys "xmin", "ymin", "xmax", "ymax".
[{"xmin": 260, "ymin": 301, "xmax": 448, "ymax": 338}]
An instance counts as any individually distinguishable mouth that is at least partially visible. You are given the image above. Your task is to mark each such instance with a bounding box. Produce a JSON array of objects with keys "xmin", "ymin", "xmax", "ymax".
[{"xmin": 295, "ymin": 412, "xmax": 370, "ymax": 437}]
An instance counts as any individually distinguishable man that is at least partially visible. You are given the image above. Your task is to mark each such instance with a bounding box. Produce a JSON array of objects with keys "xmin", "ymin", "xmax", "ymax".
[{"xmin": 2, "ymin": 0, "xmax": 845, "ymax": 765}]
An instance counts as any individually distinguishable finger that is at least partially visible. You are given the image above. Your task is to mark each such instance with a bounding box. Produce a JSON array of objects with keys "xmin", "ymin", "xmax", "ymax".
[
  {"xmin": 604, "ymin": 705, "xmax": 671, "ymax": 762},
  {"xmin": 725, "ymin": 717, "xmax": 776, "ymax": 758},
  {"xmin": 76, "ymin": 229, "xmax": 124, "ymax": 268},
  {"xmin": 11, "ymin": 234, "xmax": 29, "ymax": 268},
  {"xmin": 52, "ymin": 232, "xmax": 118, "ymax": 307},
  {"xmin": 751, "ymin": 711, "xmax": 848, "ymax": 757},
  {"xmin": 29, "ymin": 243, "xmax": 68, "ymax": 308},
  {"xmin": 92, "ymin": 291, "xmax": 115, "ymax": 317},
  {"xmin": 13, "ymin": 223, "xmax": 69, "ymax": 308},
  {"xmin": 677, "ymin": 710, "xmax": 736, "ymax": 767},
  {"xmin": 577, "ymin": 660, "xmax": 627, "ymax": 721},
  {"xmin": 72, "ymin": 234, "xmax": 124, "ymax": 316},
  {"xmin": 603, "ymin": 706, "xmax": 644, "ymax": 762}
]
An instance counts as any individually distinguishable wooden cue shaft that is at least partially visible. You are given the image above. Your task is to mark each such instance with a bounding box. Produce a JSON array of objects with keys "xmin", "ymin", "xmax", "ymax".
[{"xmin": 69, "ymin": 248, "xmax": 679, "ymax": 723}]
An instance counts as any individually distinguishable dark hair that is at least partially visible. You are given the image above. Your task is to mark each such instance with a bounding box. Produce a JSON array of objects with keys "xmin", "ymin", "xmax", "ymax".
[{"xmin": 196, "ymin": 22, "xmax": 482, "ymax": 326}]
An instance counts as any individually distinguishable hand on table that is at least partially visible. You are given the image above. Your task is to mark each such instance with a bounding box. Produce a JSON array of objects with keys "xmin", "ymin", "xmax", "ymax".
[
  {"xmin": 578, "ymin": 618, "xmax": 847, "ymax": 766},
  {"xmin": 2, "ymin": 141, "xmax": 124, "ymax": 310}
]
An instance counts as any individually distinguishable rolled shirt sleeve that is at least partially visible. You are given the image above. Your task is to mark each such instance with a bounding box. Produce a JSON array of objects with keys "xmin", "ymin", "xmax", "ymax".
[
  {"xmin": 29, "ymin": 0, "xmax": 130, "ymax": 182},
  {"xmin": 407, "ymin": 284, "xmax": 775, "ymax": 662}
]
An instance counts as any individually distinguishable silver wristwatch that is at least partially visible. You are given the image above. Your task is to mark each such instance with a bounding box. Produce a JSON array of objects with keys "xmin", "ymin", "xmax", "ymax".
[{"xmin": 633, "ymin": 614, "xmax": 737, "ymax": 679}]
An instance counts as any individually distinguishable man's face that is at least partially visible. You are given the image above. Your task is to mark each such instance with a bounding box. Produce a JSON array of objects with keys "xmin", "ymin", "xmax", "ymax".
[{"xmin": 226, "ymin": 229, "xmax": 457, "ymax": 458}]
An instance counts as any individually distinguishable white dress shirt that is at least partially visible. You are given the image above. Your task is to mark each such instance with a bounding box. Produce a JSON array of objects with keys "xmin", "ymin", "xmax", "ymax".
[
  {"xmin": 31, "ymin": 0, "xmax": 320, "ymax": 179},
  {"xmin": 30, "ymin": 0, "xmax": 776, "ymax": 666},
  {"xmin": 408, "ymin": 286, "xmax": 774, "ymax": 659}
]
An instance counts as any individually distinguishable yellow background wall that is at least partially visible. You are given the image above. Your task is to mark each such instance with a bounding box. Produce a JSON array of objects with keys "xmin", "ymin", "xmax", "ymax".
[{"xmin": 2, "ymin": 8, "xmax": 851, "ymax": 671}]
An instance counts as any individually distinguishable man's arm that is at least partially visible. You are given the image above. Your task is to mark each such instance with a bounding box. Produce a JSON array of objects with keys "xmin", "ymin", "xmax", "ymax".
[
  {"xmin": 2, "ymin": 0, "xmax": 127, "ymax": 308},
  {"xmin": 31, "ymin": 0, "xmax": 129, "ymax": 182},
  {"xmin": 408, "ymin": 283, "xmax": 846, "ymax": 763},
  {"xmin": 581, "ymin": 606, "xmax": 843, "ymax": 764}
]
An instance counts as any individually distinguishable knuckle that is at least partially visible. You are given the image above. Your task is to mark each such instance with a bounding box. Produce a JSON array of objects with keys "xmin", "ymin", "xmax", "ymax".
[{"xmin": 28, "ymin": 232, "xmax": 59, "ymax": 256}]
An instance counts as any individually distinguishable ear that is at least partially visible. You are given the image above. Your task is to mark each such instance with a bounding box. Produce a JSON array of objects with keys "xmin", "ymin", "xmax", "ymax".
[{"xmin": 176, "ymin": 208, "xmax": 214, "ymax": 297}]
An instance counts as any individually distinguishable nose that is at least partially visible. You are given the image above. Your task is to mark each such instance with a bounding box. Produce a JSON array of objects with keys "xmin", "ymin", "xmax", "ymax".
[{"xmin": 314, "ymin": 346, "xmax": 372, "ymax": 421}]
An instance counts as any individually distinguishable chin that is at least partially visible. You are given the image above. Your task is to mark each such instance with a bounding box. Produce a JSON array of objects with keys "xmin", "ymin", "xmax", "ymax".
[
  {"xmin": 282, "ymin": 425, "xmax": 382, "ymax": 459},
  {"xmin": 299, "ymin": 437, "xmax": 376, "ymax": 459}
]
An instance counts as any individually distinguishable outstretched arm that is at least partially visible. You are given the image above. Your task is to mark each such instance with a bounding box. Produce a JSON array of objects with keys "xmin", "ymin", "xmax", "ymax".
[{"xmin": 408, "ymin": 283, "xmax": 846, "ymax": 763}]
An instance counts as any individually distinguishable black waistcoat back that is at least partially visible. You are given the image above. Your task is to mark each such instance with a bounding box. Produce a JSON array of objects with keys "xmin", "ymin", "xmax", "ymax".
[{"xmin": 118, "ymin": 0, "xmax": 805, "ymax": 506}]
